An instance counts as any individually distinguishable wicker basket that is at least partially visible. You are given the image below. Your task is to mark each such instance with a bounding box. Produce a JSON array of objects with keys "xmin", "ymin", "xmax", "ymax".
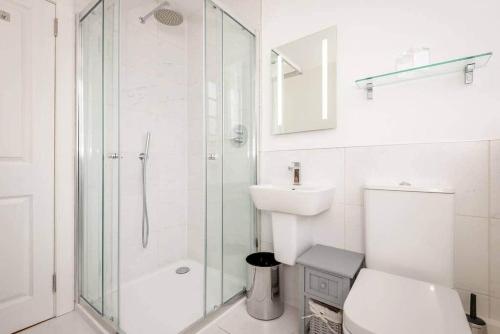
[{"xmin": 307, "ymin": 300, "xmax": 343, "ymax": 334}]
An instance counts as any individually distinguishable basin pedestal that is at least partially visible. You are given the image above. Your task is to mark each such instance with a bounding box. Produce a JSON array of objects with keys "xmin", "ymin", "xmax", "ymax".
[
  {"xmin": 249, "ymin": 184, "xmax": 335, "ymax": 266},
  {"xmin": 271, "ymin": 212, "xmax": 312, "ymax": 266}
]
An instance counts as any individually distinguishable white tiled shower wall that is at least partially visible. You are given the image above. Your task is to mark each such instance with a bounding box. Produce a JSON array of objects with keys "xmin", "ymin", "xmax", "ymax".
[
  {"xmin": 186, "ymin": 2, "xmax": 205, "ymax": 264},
  {"xmin": 117, "ymin": 0, "xmax": 259, "ymax": 283},
  {"xmin": 119, "ymin": 0, "xmax": 190, "ymax": 283},
  {"xmin": 260, "ymin": 140, "xmax": 500, "ymax": 326}
]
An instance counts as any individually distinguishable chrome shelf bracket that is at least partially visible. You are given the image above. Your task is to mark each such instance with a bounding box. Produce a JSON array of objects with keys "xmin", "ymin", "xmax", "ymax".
[
  {"xmin": 366, "ymin": 83, "xmax": 374, "ymax": 100},
  {"xmin": 465, "ymin": 63, "xmax": 475, "ymax": 85}
]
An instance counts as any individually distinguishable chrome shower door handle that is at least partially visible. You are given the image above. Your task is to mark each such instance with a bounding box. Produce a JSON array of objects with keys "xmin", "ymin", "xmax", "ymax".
[{"xmin": 108, "ymin": 153, "xmax": 121, "ymax": 159}]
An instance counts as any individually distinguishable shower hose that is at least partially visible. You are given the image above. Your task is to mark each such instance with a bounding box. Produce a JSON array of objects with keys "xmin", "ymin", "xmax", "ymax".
[
  {"xmin": 140, "ymin": 154, "xmax": 149, "ymax": 248},
  {"xmin": 139, "ymin": 132, "xmax": 151, "ymax": 248}
]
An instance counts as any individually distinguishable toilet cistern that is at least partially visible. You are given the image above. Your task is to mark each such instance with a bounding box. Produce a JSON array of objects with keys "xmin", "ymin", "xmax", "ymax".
[{"xmin": 288, "ymin": 161, "xmax": 301, "ymax": 185}]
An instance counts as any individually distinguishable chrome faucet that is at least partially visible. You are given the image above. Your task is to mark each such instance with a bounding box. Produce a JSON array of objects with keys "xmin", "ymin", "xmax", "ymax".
[{"xmin": 288, "ymin": 162, "xmax": 301, "ymax": 185}]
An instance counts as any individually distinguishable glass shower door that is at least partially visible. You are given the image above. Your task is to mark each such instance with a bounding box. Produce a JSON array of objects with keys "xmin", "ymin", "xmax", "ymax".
[
  {"xmin": 205, "ymin": 0, "xmax": 224, "ymax": 312},
  {"xmin": 205, "ymin": 0, "xmax": 256, "ymax": 312},
  {"xmin": 102, "ymin": 0, "xmax": 120, "ymax": 323},
  {"xmin": 78, "ymin": 0, "xmax": 119, "ymax": 326},
  {"xmin": 221, "ymin": 12, "xmax": 256, "ymax": 303},
  {"xmin": 79, "ymin": 1, "xmax": 104, "ymax": 314}
]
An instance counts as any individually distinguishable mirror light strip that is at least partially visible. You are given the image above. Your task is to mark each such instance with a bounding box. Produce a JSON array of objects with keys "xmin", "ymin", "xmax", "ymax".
[
  {"xmin": 322, "ymin": 38, "xmax": 328, "ymax": 120},
  {"xmin": 277, "ymin": 55, "xmax": 283, "ymax": 127}
]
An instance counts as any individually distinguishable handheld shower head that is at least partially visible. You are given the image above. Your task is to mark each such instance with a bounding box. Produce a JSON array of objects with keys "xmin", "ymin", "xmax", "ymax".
[
  {"xmin": 139, "ymin": 1, "xmax": 183, "ymax": 26},
  {"xmin": 139, "ymin": 132, "xmax": 151, "ymax": 161}
]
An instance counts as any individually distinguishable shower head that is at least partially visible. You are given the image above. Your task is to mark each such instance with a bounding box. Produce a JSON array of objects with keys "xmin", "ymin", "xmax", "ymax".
[
  {"xmin": 139, "ymin": 1, "xmax": 183, "ymax": 26},
  {"xmin": 154, "ymin": 8, "xmax": 183, "ymax": 26}
]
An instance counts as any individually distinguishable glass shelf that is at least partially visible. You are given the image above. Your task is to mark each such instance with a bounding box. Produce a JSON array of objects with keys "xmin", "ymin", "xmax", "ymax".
[{"xmin": 355, "ymin": 52, "xmax": 493, "ymax": 91}]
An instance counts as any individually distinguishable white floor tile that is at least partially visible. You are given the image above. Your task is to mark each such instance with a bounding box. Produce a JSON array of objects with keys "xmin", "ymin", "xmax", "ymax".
[
  {"xmin": 19, "ymin": 311, "xmax": 99, "ymax": 334},
  {"xmin": 212, "ymin": 302, "xmax": 299, "ymax": 334},
  {"xmin": 197, "ymin": 325, "xmax": 230, "ymax": 334}
]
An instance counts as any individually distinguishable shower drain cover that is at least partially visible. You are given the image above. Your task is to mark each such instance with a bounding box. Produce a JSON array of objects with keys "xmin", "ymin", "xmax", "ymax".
[{"xmin": 176, "ymin": 266, "xmax": 190, "ymax": 274}]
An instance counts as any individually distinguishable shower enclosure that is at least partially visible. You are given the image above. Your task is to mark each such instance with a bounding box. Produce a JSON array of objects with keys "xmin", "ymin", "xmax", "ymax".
[{"xmin": 76, "ymin": 0, "xmax": 256, "ymax": 332}]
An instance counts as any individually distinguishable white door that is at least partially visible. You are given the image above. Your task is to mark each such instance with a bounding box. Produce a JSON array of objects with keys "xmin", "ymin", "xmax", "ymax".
[{"xmin": 0, "ymin": 0, "xmax": 55, "ymax": 332}]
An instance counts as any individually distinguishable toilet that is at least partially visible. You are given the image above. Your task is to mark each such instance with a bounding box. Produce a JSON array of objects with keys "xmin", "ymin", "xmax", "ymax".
[{"xmin": 343, "ymin": 185, "xmax": 471, "ymax": 334}]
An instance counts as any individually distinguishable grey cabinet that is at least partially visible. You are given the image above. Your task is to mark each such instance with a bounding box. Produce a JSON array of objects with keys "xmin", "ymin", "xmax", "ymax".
[
  {"xmin": 305, "ymin": 268, "xmax": 348, "ymax": 307},
  {"xmin": 296, "ymin": 245, "xmax": 365, "ymax": 334}
]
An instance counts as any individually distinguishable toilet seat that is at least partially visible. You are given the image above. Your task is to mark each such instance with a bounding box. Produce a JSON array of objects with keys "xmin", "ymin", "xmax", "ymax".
[{"xmin": 343, "ymin": 269, "xmax": 471, "ymax": 334}]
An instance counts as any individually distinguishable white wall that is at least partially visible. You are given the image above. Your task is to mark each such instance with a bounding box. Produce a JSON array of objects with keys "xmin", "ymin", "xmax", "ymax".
[
  {"xmin": 260, "ymin": 0, "xmax": 500, "ymax": 330},
  {"xmin": 261, "ymin": 0, "xmax": 500, "ymax": 151}
]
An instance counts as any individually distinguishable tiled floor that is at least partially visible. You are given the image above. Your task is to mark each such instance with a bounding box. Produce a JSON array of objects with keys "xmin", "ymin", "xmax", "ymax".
[
  {"xmin": 19, "ymin": 301, "xmax": 298, "ymax": 334},
  {"xmin": 197, "ymin": 301, "xmax": 299, "ymax": 334},
  {"xmin": 19, "ymin": 311, "xmax": 99, "ymax": 334}
]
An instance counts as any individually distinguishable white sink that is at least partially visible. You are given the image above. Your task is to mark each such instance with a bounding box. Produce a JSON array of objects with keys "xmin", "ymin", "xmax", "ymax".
[
  {"xmin": 249, "ymin": 184, "xmax": 335, "ymax": 265},
  {"xmin": 249, "ymin": 184, "xmax": 335, "ymax": 216}
]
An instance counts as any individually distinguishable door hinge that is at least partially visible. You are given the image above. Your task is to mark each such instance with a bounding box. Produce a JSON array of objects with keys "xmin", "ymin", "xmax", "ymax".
[
  {"xmin": 52, "ymin": 273, "xmax": 57, "ymax": 293},
  {"xmin": 53, "ymin": 18, "xmax": 58, "ymax": 37}
]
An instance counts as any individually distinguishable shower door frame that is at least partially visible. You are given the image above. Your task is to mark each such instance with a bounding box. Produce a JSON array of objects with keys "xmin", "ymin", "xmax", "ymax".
[
  {"xmin": 183, "ymin": 2, "xmax": 261, "ymax": 331},
  {"xmin": 203, "ymin": 0, "xmax": 260, "ymax": 316},
  {"xmin": 75, "ymin": 0, "xmax": 120, "ymax": 332}
]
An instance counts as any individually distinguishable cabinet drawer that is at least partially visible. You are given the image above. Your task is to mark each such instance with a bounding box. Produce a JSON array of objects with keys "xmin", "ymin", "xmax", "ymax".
[{"xmin": 305, "ymin": 268, "xmax": 347, "ymax": 306}]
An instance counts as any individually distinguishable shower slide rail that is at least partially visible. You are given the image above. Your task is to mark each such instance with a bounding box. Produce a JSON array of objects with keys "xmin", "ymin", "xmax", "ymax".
[{"xmin": 139, "ymin": 132, "xmax": 151, "ymax": 248}]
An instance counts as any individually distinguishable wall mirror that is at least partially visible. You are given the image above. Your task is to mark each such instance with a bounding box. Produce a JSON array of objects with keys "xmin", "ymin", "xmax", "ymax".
[{"xmin": 271, "ymin": 26, "xmax": 337, "ymax": 134}]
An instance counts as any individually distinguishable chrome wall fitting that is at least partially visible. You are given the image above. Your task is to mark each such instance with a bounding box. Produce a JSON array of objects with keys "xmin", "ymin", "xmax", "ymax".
[
  {"xmin": 366, "ymin": 82, "xmax": 374, "ymax": 100},
  {"xmin": 0, "ymin": 10, "xmax": 10, "ymax": 22},
  {"xmin": 465, "ymin": 63, "xmax": 475, "ymax": 85},
  {"xmin": 231, "ymin": 124, "xmax": 248, "ymax": 147}
]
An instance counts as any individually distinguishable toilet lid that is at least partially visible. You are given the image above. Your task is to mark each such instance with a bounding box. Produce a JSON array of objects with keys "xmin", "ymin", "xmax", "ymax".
[{"xmin": 343, "ymin": 269, "xmax": 471, "ymax": 334}]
